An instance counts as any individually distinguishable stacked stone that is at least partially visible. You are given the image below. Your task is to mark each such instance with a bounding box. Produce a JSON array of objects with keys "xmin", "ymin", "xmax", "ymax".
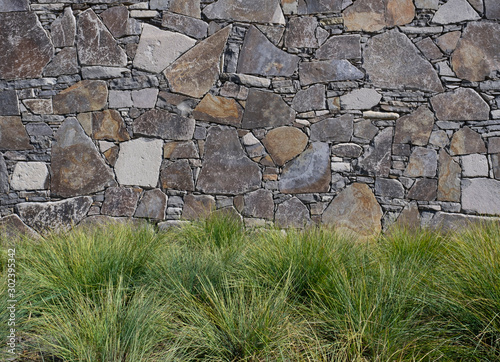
[{"xmin": 1, "ymin": 0, "xmax": 500, "ymax": 238}]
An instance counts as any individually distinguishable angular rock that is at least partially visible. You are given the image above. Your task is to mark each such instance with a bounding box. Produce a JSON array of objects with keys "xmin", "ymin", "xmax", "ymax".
[
  {"xmin": 407, "ymin": 178, "xmax": 437, "ymax": 201},
  {"xmin": 134, "ymin": 188, "xmax": 167, "ymax": 220},
  {"xmin": 134, "ymin": 24, "xmax": 196, "ymax": 74},
  {"xmin": 0, "ymin": 12, "xmax": 54, "ymax": 80},
  {"xmin": 0, "ymin": 90, "xmax": 19, "ymax": 116},
  {"xmin": 356, "ymin": 127, "xmax": 392, "ymax": 177},
  {"xmin": 451, "ymin": 22, "xmax": 500, "ymax": 82},
  {"xmin": 263, "ymin": 126, "xmax": 308, "ymax": 166},
  {"xmin": 164, "ymin": 26, "xmax": 231, "ymax": 98},
  {"xmin": 415, "ymin": 37, "xmax": 443, "ymax": 60},
  {"xmin": 462, "ymin": 154, "xmax": 489, "ymax": 177},
  {"xmin": 109, "ymin": 90, "xmax": 132, "ymax": 109},
  {"xmin": 432, "ymin": 0, "xmax": 480, "ymax": 24},
  {"xmin": 438, "ymin": 150, "xmax": 461, "ymax": 202},
  {"xmin": 375, "ymin": 178, "xmax": 404, "ymax": 198},
  {"xmin": 77, "ymin": 9, "xmax": 127, "ymax": 67},
  {"xmin": 203, "ymin": 0, "xmax": 285, "ymax": 24},
  {"xmin": 431, "ymin": 88, "xmax": 489, "ymax": 121},
  {"xmin": 0, "ymin": 154, "xmax": 8, "ymax": 194},
  {"xmin": 485, "ymin": 0, "xmax": 500, "ymax": 19},
  {"xmin": 0, "ymin": 0, "xmax": 29, "ymax": 12},
  {"xmin": 25, "ymin": 123, "xmax": 53, "ymax": 137},
  {"xmin": 292, "ymin": 84, "xmax": 326, "ymax": 112},
  {"xmin": 316, "ymin": 34, "xmax": 361, "ymax": 60},
  {"xmin": 103, "ymin": 146, "xmax": 119, "ymax": 167},
  {"xmin": 23, "ymin": 99, "xmax": 52, "ymax": 115},
  {"xmin": 51, "ymin": 7, "xmax": 76, "ymax": 47},
  {"xmin": 241, "ymin": 89, "xmax": 295, "ymax": 129},
  {"xmin": 275, "ymin": 197, "xmax": 311, "ymax": 228},
  {"xmin": 488, "ymin": 137, "xmax": 500, "ymax": 154},
  {"xmin": 396, "ymin": 202, "xmax": 421, "ymax": 229},
  {"xmin": 394, "ymin": 105, "xmax": 434, "ymax": 146},
  {"xmin": 82, "ymin": 66, "xmax": 130, "ymax": 80},
  {"xmin": 162, "ymin": 11, "xmax": 208, "ymax": 39},
  {"xmin": 133, "ymin": 110, "xmax": 195, "ymax": 140},
  {"xmin": 53, "ymin": 80, "xmax": 108, "ymax": 114},
  {"xmin": 284, "ymin": 16, "xmax": 318, "ymax": 48},
  {"xmin": 11, "ymin": 162, "xmax": 49, "ymax": 190},
  {"xmin": 16, "ymin": 196, "xmax": 92, "ymax": 232},
  {"xmin": 0, "ymin": 214, "xmax": 39, "ymax": 241},
  {"xmin": 131, "ymin": 88, "xmax": 159, "ymax": 109},
  {"xmin": 101, "ymin": 187, "xmax": 142, "ymax": 217},
  {"xmin": 429, "ymin": 130, "xmax": 449, "ymax": 148},
  {"xmin": 0, "ymin": 116, "xmax": 32, "ymax": 151},
  {"xmin": 92, "ymin": 110, "xmax": 130, "ymax": 142},
  {"xmin": 310, "ymin": 114, "xmax": 353, "ymax": 143},
  {"xmin": 197, "ymin": 127, "xmax": 261, "ymax": 194},
  {"xmin": 340, "ymin": 88, "xmax": 382, "ymax": 110},
  {"xmin": 492, "ymin": 154, "xmax": 500, "ymax": 180},
  {"xmin": 450, "ymin": 126, "xmax": 486, "ymax": 155},
  {"xmin": 182, "ymin": 194, "xmax": 216, "ymax": 220},
  {"xmin": 331, "ymin": 143, "xmax": 363, "ymax": 158},
  {"xmin": 193, "ymin": 93, "xmax": 243, "ymax": 126},
  {"xmin": 404, "ymin": 148, "xmax": 437, "ymax": 178},
  {"xmin": 436, "ymin": 31, "xmax": 461, "ymax": 54},
  {"xmin": 323, "ymin": 183, "xmax": 382, "ymax": 238},
  {"xmin": 51, "ymin": 118, "xmax": 115, "ymax": 197},
  {"xmin": 160, "ymin": 159, "xmax": 195, "ymax": 191},
  {"xmin": 164, "ymin": 141, "xmax": 199, "ymax": 159},
  {"xmin": 462, "ymin": 178, "xmax": 500, "ymax": 215},
  {"xmin": 114, "ymin": 138, "xmax": 163, "ymax": 188},
  {"xmin": 242, "ymin": 189, "xmax": 274, "ymax": 220},
  {"xmin": 354, "ymin": 119, "xmax": 379, "ymax": 140},
  {"xmin": 299, "ymin": 60, "xmax": 363, "ymax": 86},
  {"xmin": 237, "ymin": 26, "xmax": 299, "ymax": 77},
  {"xmin": 364, "ymin": 30, "xmax": 443, "ymax": 93},
  {"xmin": 255, "ymin": 24, "xmax": 285, "ymax": 46},
  {"xmin": 280, "ymin": 142, "xmax": 331, "ymax": 193},
  {"xmin": 100, "ymin": 5, "xmax": 129, "ymax": 38},
  {"xmin": 43, "ymin": 47, "xmax": 79, "ymax": 77},
  {"xmin": 169, "ymin": 0, "xmax": 201, "ymax": 18},
  {"xmin": 298, "ymin": 0, "xmax": 342, "ymax": 13},
  {"xmin": 428, "ymin": 212, "xmax": 500, "ymax": 231}
]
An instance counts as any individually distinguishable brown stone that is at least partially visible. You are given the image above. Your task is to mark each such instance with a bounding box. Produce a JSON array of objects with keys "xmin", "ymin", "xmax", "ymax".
[
  {"xmin": 23, "ymin": 99, "xmax": 52, "ymax": 115},
  {"xmin": 262, "ymin": 126, "xmax": 308, "ymax": 166},
  {"xmin": 182, "ymin": 194, "xmax": 216, "ymax": 220},
  {"xmin": 133, "ymin": 109, "xmax": 195, "ymax": 140},
  {"xmin": 310, "ymin": 114, "xmax": 353, "ymax": 143},
  {"xmin": 385, "ymin": 0, "xmax": 416, "ymax": 27},
  {"xmin": 196, "ymin": 127, "xmax": 261, "ymax": 195},
  {"xmin": 169, "ymin": 0, "xmax": 201, "ymax": 18},
  {"xmin": 415, "ymin": 37, "xmax": 443, "ymax": 60},
  {"xmin": 0, "ymin": 214, "xmax": 40, "ymax": 240},
  {"xmin": 76, "ymin": 9, "xmax": 127, "ymax": 67},
  {"xmin": 395, "ymin": 202, "xmax": 421, "ymax": 229},
  {"xmin": 134, "ymin": 188, "xmax": 167, "ymax": 220},
  {"xmin": 44, "ymin": 47, "xmax": 79, "ymax": 77},
  {"xmin": 322, "ymin": 183, "xmax": 382, "ymax": 238},
  {"xmin": 51, "ymin": 7, "xmax": 76, "ymax": 47},
  {"xmin": 275, "ymin": 197, "xmax": 311, "ymax": 228},
  {"xmin": 431, "ymin": 88, "xmax": 489, "ymax": 121},
  {"xmin": 394, "ymin": 105, "xmax": 434, "ymax": 146},
  {"xmin": 103, "ymin": 146, "xmax": 119, "ymax": 166},
  {"xmin": 160, "ymin": 159, "xmax": 195, "ymax": 191},
  {"xmin": 356, "ymin": 127, "xmax": 392, "ymax": 177},
  {"xmin": 163, "ymin": 141, "xmax": 199, "ymax": 159},
  {"xmin": 284, "ymin": 16, "xmax": 318, "ymax": 48},
  {"xmin": 407, "ymin": 178, "xmax": 437, "ymax": 201},
  {"xmin": 100, "ymin": 5, "xmax": 129, "ymax": 38},
  {"xmin": 436, "ymin": 31, "xmax": 461, "ymax": 54},
  {"xmin": 193, "ymin": 94, "xmax": 243, "ymax": 126},
  {"xmin": 242, "ymin": 189, "xmax": 274, "ymax": 220},
  {"xmin": 51, "ymin": 118, "xmax": 116, "ymax": 197},
  {"xmin": 299, "ymin": 60, "xmax": 364, "ymax": 86},
  {"xmin": 241, "ymin": 89, "xmax": 295, "ymax": 129},
  {"xmin": 101, "ymin": 187, "xmax": 142, "ymax": 217},
  {"xmin": 53, "ymin": 80, "xmax": 108, "ymax": 114},
  {"xmin": 0, "ymin": 12, "xmax": 54, "ymax": 80},
  {"xmin": 164, "ymin": 26, "xmax": 231, "ymax": 98},
  {"xmin": 343, "ymin": 0, "xmax": 414, "ymax": 32},
  {"xmin": 438, "ymin": 149, "xmax": 461, "ymax": 202},
  {"xmin": 315, "ymin": 34, "xmax": 361, "ymax": 60},
  {"xmin": 0, "ymin": 90, "xmax": 19, "ymax": 116},
  {"xmin": 449, "ymin": 126, "xmax": 487, "ymax": 155},
  {"xmin": 92, "ymin": 110, "xmax": 130, "ymax": 142},
  {"xmin": 0, "ymin": 116, "xmax": 32, "ymax": 151},
  {"xmin": 451, "ymin": 22, "xmax": 500, "ymax": 82}
]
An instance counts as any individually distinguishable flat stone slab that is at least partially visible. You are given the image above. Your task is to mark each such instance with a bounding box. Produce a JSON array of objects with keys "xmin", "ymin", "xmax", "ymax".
[
  {"xmin": 51, "ymin": 118, "xmax": 116, "ymax": 197},
  {"xmin": 356, "ymin": 127, "xmax": 392, "ymax": 177},
  {"xmin": 394, "ymin": 105, "xmax": 434, "ymax": 146},
  {"xmin": 310, "ymin": 114, "xmax": 353, "ymax": 143},
  {"xmin": 92, "ymin": 110, "xmax": 130, "ymax": 142},
  {"xmin": 0, "ymin": 214, "xmax": 39, "ymax": 240},
  {"xmin": 449, "ymin": 126, "xmax": 486, "ymax": 155},
  {"xmin": 16, "ymin": 196, "xmax": 92, "ymax": 232},
  {"xmin": 0, "ymin": 116, "xmax": 32, "ymax": 151},
  {"xmin": 462, "ymin": 154, "xmax": 489, "ymax": 177},
  {"xmin": 0, "ymin": 12, "xmax": 54, "ymax": 80},
  {"xmin": 316, "ymin": 34, "xmax": 361, "ymax": 60},
  {"xmin": 280, "ymin": 142, "xmax": 331, "ymax": 193},
  {"xmin": 438, "ymin": 149, "xmax": 461, "ymax": 202},
  {"xmin": 237, "ymin": 26, "xmax": 299, "ymax": 77},
  {"xmin": 431, "ymin": 88, "xmax": 490, "ymax": 121},
  {"xmin": 462, "ymin": 178, "xmax": 500, "ymax": 215},
  {"xmin": 11, "ymin": 162, "xmax": 48, "ymax": 190},
  {"xmin": 51, "ymin": 7, "xmax": 76, "ymax": 48},
  {"xmin": 363, "ymin": 30, "xmax": 443, "ymax": 93},
  {"xmin": 43, "ymin": 47, "xmax": 79, "ymax": 77},
  {"xmin": 197, "ymin": 126, "xmax": 261, "ymax": 195},
  {"xmin": 291, "ymin": 84, "xmax": 326, "ymax": 113},
  {"xmin": 242, "ymin": 189, "xmax": 274, "ymax": 220},
  {"xmin": 115, "ymin": 138, "xmax": 163, "ymax": 188},
  {"xmin": 162, "ymin": 11, "xmax": 208, "ymax": 39},
  {"xmin": 262, "ymin": 126, "xmax": 308, "ymax": 166},
  {"xmin": 432, "ymin": 0, "xmax": 480, "ymax": 24},
  {"xmin": 53, "ymin": 80, "xmax": 108, "ymax": 114},
  {"xmin": 404, "ymin": 147, "xmax": 437, "ymax": 178},
  {"xmin": 0, "ymin": 0, "xmax": 29, "ymax": 12},
  {"xmin": 299, "ymin": 59, "xmax": 364, "ymax": 86},
  {"xmin": 275, "ymin": 197, "xmax": 311, "ymax": 228},
  {"xmin": 340, "ymin": 88, "xmax": 381, "ymax": 110},
  {"xmin": 241, "ymin": 90, "xmax": 295, "ymax": 129},
  {"xmin": 428, "ymin": 211, "xmax": 500, "ymax": 231},
  {"xmin": 203, "ymin": 0, "xmax": 285, "ymax": 24},
  {"xmin": 133, "ymin": 110, "xmax": 195, "ymax": 140},
  {"xmin": 134, "ymin": 188, "xmax": 167, "ymax": 220},
  {"xmin": 134, "ymin": 24, "xmax": 196, "ymax": 74},
  {"xmin": 193, "ymin": 93, "xmax": 243, "ymax": 126},
  {"xmin": 160, "ymin": 159, "xmax": 195, "ymax": 191},
  {"xmin": 182, "ymin": 194, "xmax": 216, "ymax": 220},
  {"xmin": 284, "ymin": 16, "xmax": 318, "ymax": 48},
  {"xmin": 322, "ymin": 183, "xmax": 382, "ymax": 238}
]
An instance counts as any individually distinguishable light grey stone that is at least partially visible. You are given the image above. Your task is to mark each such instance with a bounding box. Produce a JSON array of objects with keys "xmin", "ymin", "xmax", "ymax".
[
  {"xmin": 485, "ymin": 0, "xmax": 500, "ymax": 19},
  {"xmin": 462, "ymin": 178, "xmax": 500, "ymax": 215},
  {"xmin": 415, "ymin": 0, "xmax": 439, "ymax": 9},
  {"xmin": 428, "ymin": 212, "xmax": 500, "ymax": 231},
  {"xmin": 310, "ymin": 114, "xmax": 353, "ymax": 143},
  {"xmin": 115, "ymin": 138, "xmax": 163, "ymax": 188},
  {"xmin": 0, "ymin": 0, "xmax": 29, "ymax": 12},
  {"xmin": 404, "ymin": 147, "xmax": 438, "ymax": 178},
  {"xmin": 375, "ymin": 178, "xmax": 404, "ymax": 198},
  {"xmin": 429, "ymin": 130, "xmax": 449, "ymax": 148},
  {"xmin": 291, "ymin": 84, "xmax": 326, "ymax": 112},
  {"xmin": 132, "ymin": 88, "xmax": 159, "ymax": 108},
  {"xmin": 275, "ymin": 197, "xmax": 311, "ymax": 228},
  {"xmin": 11, "ymin": 162, "xmax": 48, "ymax": 190},
  {"xmin": 462, "ymin": 154, "xmax": 489, "ymax": 177},
  {"xmin": 299, "ymin": 60, "xmax": 364, "ymax": 86},
  {"xmin": 81, "ymin": 67, "xmax": 130, "ymax": 79},
  {"xmin": 162, "ymin": 11, "xmax": 208, "ymax": 39},
  {"xmin": 51, "ymin": 7, "xmax": 76, "ymax": 47},
  {"xmin": 356, "ymin": 127, "xmax": 392, "ymax": 177},
  {"xmin": 203, "ymin": 0, "xmax": 285, "ymax": 24},
  {"xmin": 340, "ymin": 88, "xmax": 381, "ymax": 110},
  {"xmin": 109, "ymin": 90, "xmax": 133, "ymax": 108},
  {"xmin": 432, "ymin": 0, "xmax": 480, "ymax": 24},
  {"xmin": 354, "ymin": 119, "xmax": 378, "ymax": 140}
]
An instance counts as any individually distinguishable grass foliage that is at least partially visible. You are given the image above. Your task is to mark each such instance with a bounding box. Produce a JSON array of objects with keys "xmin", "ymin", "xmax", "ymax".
[{"xmin": 1, "ymin": 215, "xmax": 500, "ymax": 361}]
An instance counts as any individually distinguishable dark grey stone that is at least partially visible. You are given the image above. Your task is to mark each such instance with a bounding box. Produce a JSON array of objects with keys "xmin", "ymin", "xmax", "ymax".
[
  {"xmin": 298, "ymin": 0, "xmax": 342, "ymax": 13},
  {"xmin": 162, "ymin": 11, "xmax": 208, "ymax": 39},
  {"xmin": 44, "ymin": 47, "xmax": 79, "ymax": 77},
  {"xmin": 291, "ymin": 84, "xmax": 325, "ymax": 112},
  {"xmin": 241, "ymin": 89, "xmax": 295, "ymax": 129},
  {"xmin": 315, "ymin": 35, "xmax": 361, "ymax": 60},
  {"xmin": 160, "ymin": 159, "xmax": 195, "ymax": 191},
  {"xmin": 51, "ymin": 7, "xmax": 76, "ymax": 47},
  {"xmin": 0, "ymin": 116, "xmax": 32, "ymax": 151},
  {"xmin": 284, "ymin": 16, "xmax": 318, "ymax": 48},
  {"xmin": 242, "ymin": 189, "xmax": 274, "ymax": 220},
  {"xmin": 310, "ymin": 114, "xmax": 353, "ymax": 143},
  {"xmin": 25, "ymin": 123, "xmax": 53, "ymax": 137},
  {"xmin": 299, "ymin": 60, "xmax": 364, "ymax": 86},
  {"xmin": 0, "ymin": 90, "xmax": 19, "ymax": 116},
  {"xmin": 375, "ymin": 178, "xmax": 404, "ymax": 198},
  {"xmin": 101, "ymin": 187, "xmax": 142, "ymax": 217},
  {"xmin": 407, "ymin": 178, "xmax": 437, "ymax": 201},
  {"xmin": 0, "ymin": 0, "xmax": 29, "ymax": 12},
  {"xmin": 275, "ymin": 197, "xmax": 311, "ymax": 228},
  {"xmin": 133, "ymin": 110, "xmax": 195, "ymax": 140},
  {"xmin": 0, "ymin": 154, "xmax": 8, "ymax": 194},
  {"xmin": 356, "ymin": 127, "xmax": 392, "ymax": 177},
  {"xmin": 134, "ymin": 189, "xmax": 167, "ymax": 220},
  {"xmin": 331, "ymin": 143, "xmax": 363, "ymax": 158}
]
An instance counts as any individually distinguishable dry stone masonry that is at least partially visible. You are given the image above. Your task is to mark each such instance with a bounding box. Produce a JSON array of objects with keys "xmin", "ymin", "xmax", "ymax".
[{"xmin": 2, "ymin": 0, "xmax": 500, "ymax": 236}]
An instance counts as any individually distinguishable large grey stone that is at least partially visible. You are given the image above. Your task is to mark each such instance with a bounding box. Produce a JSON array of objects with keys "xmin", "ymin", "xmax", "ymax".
[
  {"xmin": 284, "ymin": 16, "xmax": 318, "ymax": 48},
  {"xmin": 438, "ymin": 149, "xmax": 461, "ymax": 202},
  {"xmin": 16, "ymin": 196, "xmax": 92, "ymax": 232},
  {"xmin": 275, "ymin": 197, "xmax": 311, "ymax": 228},
  {"xmin": 51, "ymin": 7, "xmax": 76, "ymax": 47},
  {"xmin": 100, "ymin": 5, "xmax": 129, "ymax": 38},
  {"xmin": 196, "ymin": 127, "xmax": 261, "ymax": 195},
  {"xmin": 262, "ymin": 126, "xmax": 308, "ymax": 166},
  {"xmin": 133, "ymin": 110, "xmax": 195, "ymax": 140},
  {"xmin": 203, "ymin": 0, "xmax": 285, "ymax": 24},
  {"xmin": 404, "ymin": 147, "xmax": 438, "ymax": 178},
  {"xmin": 315, "ymin": 34, "xmax": 361, "ymax": 60},
  {"xmin": 356, "ymin": 127, "xmax": 392, "ymax": 177},
  {"xmin": 182, "ymin": 194, "xmax": 216, "ymax": 220},
  {"xmin": 485, "ymin": 0, "xmax": 500, "ymax": 19},
  {"xmin": 160, "ymin": 159, "xmax": 195, "ymax": 191},
  {"xmin": 0, "ymin": 154, "xmax": 8, "ymax": 194},
  {"xmin": 291, "ymin": 84, "xmax": 326, "ymax": 112},
  {"xmin": 162, "ymin": 11, "xmax": 208, "ymax": 39},
  {"xmin": 134, "ymin": 24, "xmax": 196, "ymax": 74},
  {"xmin": 299, "ymin": 60, "xmax": 363, "ymax": 86},
  {"xmin": 134, "ymin": 188, "xmax": 167, "ymax": 220},
  {"xmin": 298, "ymin": 0, "xmax": 342, "ymax": 13},
  {"xmin": 0, "ymin": 0, "xmax": 29, "ymax": 12},
  {"xmin": 0, "ymin": 116, "xmax": 32, "ymax": 151},
  {"xmin": 322, "ymin": 183, "xmax": 382, "ymax": 238},
  {"xmin": 462, "ymin": 178, "xmax": 500, "ymax": 215},
  {"xmin": 375, "ymin": 178, "xmax": 404, "ymax": 198},
  {"xmin": 462, "ymin": 154, "xmax": 489, "ymax": 177},
  {"xmin": 114, "ymin": 138, "xmax": 163, "ymax": 188},
  {"xmin": 431, "ymin": 88, "xmax": 489, "ymax": 121},
  {"xmin": 53, "ymin": 80, "xmax": 108, "ymax": 114},
  {"xmin": 428, "ymin": 212, "xmax": 500, "ymax": 231},
  {"xmin": 340, "ymin": 88, "xmax": 381, "ymax": 110},
  {"xmin": 0, "ymin": 90, "xmax": 19, "ymax": 116},
  {"xmin": 51, "ymin": 118, "xmax": 115, "ymax": 197},
  {"xmin": 363, "ymin": 30, "xmax": 443, "ymax": 93},
  {"xmin": 164, "ymin": 26, "xmax": 231, "ymax": 98},
  {"xmin": 0, "ymin": 12, "xmax": 54, "ymax": 80},
  {"xmin": 243, "ymin": 189, "xmax": 274, "ymax": 220},
  {"xmin": 11, "ymin": 162, "xmax": 49, "ymax": 190},
  {"xmin": 432, "ymin": 0, "xmax": 480, "ymax": 24},
  {"xmin": 0, "ymin": 214, "xmax": 39, "ymax": 241},
  {"xmin": 241, "ymin": 90, "xmax": 295, "ymax": 129},
  {"xmin": 310, "ymin": 114, "xmax": 353, "ymax": 143},
  {"xmin": 394, "ymin": 105, "xmax": 434, "ymax": 146},
  {"xmin": 44, "ymin": 47, "xmax": 79, "ymax": 77},
  {"xmin": 77, "ymin": 9, "xmax": 127, "ymax": 67},
  {"xmin": 407, "ymin": 178, "xmax": 437, "ymax": 201},
  {"xmin": 102, "ymin": 187, "xmax": 142, "ymax": 217},
  {"xmin": 450, "ymin": 126, "xmax": 486, "ymax": 155},
  {"xmin": 280, "ymin": 142, "xmax": 331, "ymax": 193},
  {"xmin": 237, "ymin": 26, "xmax": 299, "ymax": 77}
]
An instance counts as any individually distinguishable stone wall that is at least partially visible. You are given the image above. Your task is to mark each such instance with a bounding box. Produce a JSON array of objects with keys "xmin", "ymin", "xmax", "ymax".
[{"xmin": 1, "ymin": 0, "xmax": 500, "ymax": 236}]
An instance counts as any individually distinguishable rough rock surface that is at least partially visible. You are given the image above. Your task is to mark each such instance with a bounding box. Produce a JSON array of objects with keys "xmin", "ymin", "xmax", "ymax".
[
  {"xmin": 316, "ymin": 34, "xmax": 361, "ymax": 60},
  {"xmin": 299, "ymin": 60, "xmax": 364, "ymax": 86},
  {"xmin": 0, "ymin": 90, "xmax": 19, "ymax": 116},
  {"xmin": 133, "ymin": 110, "xmax": 195, "ymax": 140},
  {"xmin": 134, "ymin": 189, "xmax": 167, "ymax": 220},
  {"xmin": 193, "ymin": 94, "xmax": 243, "ymax": 126},
  {"xmin": 241, "ymin": 90, "xmax": 295, "ymax": 129},
  {"xmin": 169, "ymin": 0, "xmax": 201, "ymax": 18},
  {"xmin": 394, "ymin": 105, "xmax": 434, "ymax": 146},
  {"xmin": 462, "ymin": 154, "xmax": 489, "ymax": 177},
  {"xmin": 242, "ymin": 189, "xmax": 274, "ymax": 220},
  {"xmin": 182, "ymin": 194, "xmax": 215, "ymax": 220},
  {"xmin": 11, "ymin": 162, "xmax": 48, "ymax": 190},
  {"xmin": 53, "ymin": 80, "xmax": 108, "ymax": 114},
  {"xmin": 356, "ymin": 127, "xmax": 392, "ymax": 177},
  {"xmin": 310, "ymin": 114, "xmax": 353, "ymax": 143},
  {"xmin": 438, "ymin": 150, "xmax": 461, "ymax": 202},
  {"xmin": 431, "ymin": 88, "xmax": 490, "ymax": 121},
  {"xmin": 275, "ymin": 197, "xmax": 311, "ymax": 228},
  {"xmin": 331, "ymin": 143, "xmax": 363, "ymax": 158},
  {"xmin": 375, "ymin": 178, "xmax": 404, "ymax": 198},
  {"xmin": 203, "ymin": 0, "xmax": 285, "ymax": 24},
  {"xmin": 51, "ymin": 7, "xmax": 76, "ymax": 48},
  {"xmin": 432, "ymin": 0, "xmax": 480, "ymax": 24},
  {"xmin": 101, "ymin": 5, "xmax": 130, "ymax": 38},
  {"xmin": 485, "ymin": 0, "xmax": 500, "ymax": 19},
  {"xmin": 428, "ymin": 212, "xmax": 500, "ymax": 231},
  {"xmin": 92, "ymin": 110, "xmax": 130, "ymax": 142},
  {"xmin": 404, "ymin": 147, "xmax": 437, "ymax": 177},
  {"xmin": 407, "ymin": 178, "xmax": 437, "ymax": 201},
  {"xmin": 292, "ymin": 84, "xmax": 325, "ymax": 112},
  {"xmin": 162, "ymin": 12, "xmax": 208, "ymax": 39},
  {"xmin": 262, "ymin": 126, "xmax": 308, "ymax": 166},
  {"xmin": 164, "ymin": 141, "xmax": 199, "ymax": 159},
  {"xmin": 160, "ymin": 159, "xmax": 195, "ymax": 191},
  {"xmin": 0, "ymin": 116, "xmax": 32, "ymax": 150},
  {"xmin": 0, "ymin": 0, "xmax": 29, "ymax": 12},
  {"xmin": 285, "ymin": 16, "xmax": 318, "ymax": 48},
  {"xmin": 102, "ymin": 187, "xmax": 142, "ymax": 217},
  {"xmin": 44, "ymin": 48, "xmax": 79, "ymax": 77},
  {"xmin": 449, "ymin": 127, "xmax": 486, "ymax": 155},
  {"xmin": 462, "ymin": 178, "xmax": 500, "ymax": 215},
  {"xmin": 0, "ymin": 154, "xmax": 8, "ymax": 194},
  {"xmin": 0, "ymin": 214, "xmax": 39, "ymax": 240},
  {"xmin": 396, "ymin": 202, "xmax": 421, "ymax": 229},
  {"xmin": 340, "ymin": 88, "xmax": 381, "ymax": 110}
]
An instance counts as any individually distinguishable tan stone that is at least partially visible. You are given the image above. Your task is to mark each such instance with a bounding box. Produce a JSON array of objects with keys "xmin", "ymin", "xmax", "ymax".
[
  {"xmin": 92, "ymin": 110, "xmax": 130, "ymax": 142},
  {"xmin": 449, "ymin": 126, "xmax": 486, "ymax": 155},
  {"xmin": 385, "ymin": 0, "xmax": 416, "ymax": 27},
  {"xmin": 182, "ymin": 194, "xmax": 216, "ymax": 220},
  {"xmin": 394, "ymin": 105, "xmax": 434, "ymax": 146},
  {"xmin": 262, "ymin": 126, "xmax": 308, "ymax": 166},
  {"xmin": 343, "ymin": 0, "xmax": 414, "ymax": 32},
  {"xmin": 438, "ymin": 149, "xmax": 461, "ymax": 202},
  {"xmin": 193, "ymin": 93, "xmax": 243, "ymax": 126},
  {"xmin": 0, "ymin": 116, "xmax": 32, "ymax": 151},
  {"xmin": 430, "ymin": 88, "xmax": 489, "ymax": 121},
  {"xmin": 436, "ymin": 31, "xmax": 461, "ymax": 54},
  {"xmin": 163, "ymin": 141, "xmax": 199, "ymax": 159},
  {"xmin": 53, "ymin": 80, "xmax": 108, "ymax": 114}
]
